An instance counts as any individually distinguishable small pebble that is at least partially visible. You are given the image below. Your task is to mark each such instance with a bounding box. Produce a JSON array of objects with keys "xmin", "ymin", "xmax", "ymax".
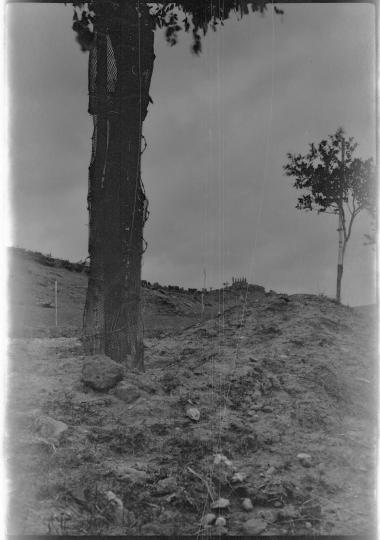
[
  {"xmin": 232, "ymin": 472, "xmax": 247, "ymax": 483},
  {"xmin": 242, "ymin": 497, "xmax": 254, "ymax": 511},
  {"xmin": 201, "ymin": 513, "xmax": 216, "ymax": 526},
  {"xmin": 297, "ymin": 453, "xmax": 313, "ymax": 467},
  {"xmin": 104, "ymin": 491, "xmax": 124, "ymax": 524},
  {"xmin": 155, "ymin": 476, "xmax": 177, "ymax": 495},
  {"xmin": 214, "ymin": 454, "xmax": 233, "ymax": 467},
  {"xmin": 305, "ymin": 522, "xmax": 312, "ymax": 529},
  {"xmin": 215, "ymin": 516, "xmax": 227, "ymax": 527},
  {"xmin": 211, "ymin": 497, "xmax": 230, "ymax": 510},
  {"xmin": 262, "ymin": 405, "xmax": 274, "ymax": 413},
  {"xmin": 186, "ymin": 407, "xmax": 200, "ymax": 421},
  {"xmin": 266, "ymin": 465, "xmax": 276, "ymax": 475}
]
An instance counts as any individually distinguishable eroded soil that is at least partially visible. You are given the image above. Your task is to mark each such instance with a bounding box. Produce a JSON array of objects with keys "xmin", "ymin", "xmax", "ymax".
[{"xmin": 6, "ymin": 292, "xmax": 377, "ymax": 536}]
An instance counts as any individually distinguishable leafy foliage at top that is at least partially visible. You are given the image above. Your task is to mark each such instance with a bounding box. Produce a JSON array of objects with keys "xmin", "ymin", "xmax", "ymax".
[
  {"xmin": 284, "ymin": 127, "xmax": 375, "ymax": 215},
  {"xmin": 72, "ymin": 0, "xmax": 282, "ymax": 54},
  {"xmin": 284, "ymin": 127, "xmax": 376, "ymax": 245}
]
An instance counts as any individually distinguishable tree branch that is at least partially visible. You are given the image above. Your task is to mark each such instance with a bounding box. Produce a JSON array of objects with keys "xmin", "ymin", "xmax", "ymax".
[{"xmin": 346, "ymin": 208, "xmax": 357, "ymax": 243}]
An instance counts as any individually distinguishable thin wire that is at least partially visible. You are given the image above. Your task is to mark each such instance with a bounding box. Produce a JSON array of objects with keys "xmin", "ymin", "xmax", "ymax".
[{"xmin": 217, "ymin": 0, "xmax": 277, "ymax": 439}]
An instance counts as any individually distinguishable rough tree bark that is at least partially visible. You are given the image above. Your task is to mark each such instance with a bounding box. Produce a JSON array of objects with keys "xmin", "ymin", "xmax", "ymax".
[
  {"xmin": 83, "ymin": 25, "xmax": 108, "ymax": 354},
  {"xmin": 83, "ymin": 1, "xmax": 155, "ymax": 370}
]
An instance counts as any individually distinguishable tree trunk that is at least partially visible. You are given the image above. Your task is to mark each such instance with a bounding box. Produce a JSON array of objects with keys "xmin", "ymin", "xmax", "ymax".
[
  {"xmin": 83, "ymin": 2, "xmax": 154, "ymax": 370},
  {"xmin": 83, "ymin": 29, "xmax": 108, "ymax": 354},
  {"xmin": 336, "ymin": 211, "xmax": 345, "ymax": 303}
]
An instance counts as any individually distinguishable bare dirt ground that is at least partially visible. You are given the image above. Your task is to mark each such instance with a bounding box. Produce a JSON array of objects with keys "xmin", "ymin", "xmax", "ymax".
[{"xmin": 6, "ymin": 249, "xmax": 377, "ymax": 536}]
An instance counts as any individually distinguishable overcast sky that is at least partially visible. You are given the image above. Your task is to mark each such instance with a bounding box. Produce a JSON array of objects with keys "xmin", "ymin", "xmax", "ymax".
[{"xmin": 8, "ymin": 2, "xmax": 376, "ymax": 305}]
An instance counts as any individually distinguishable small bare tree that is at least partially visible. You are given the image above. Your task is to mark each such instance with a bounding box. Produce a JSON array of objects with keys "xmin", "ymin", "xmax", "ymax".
[{"xmin": 284, "ymin": 127, "xmax": 375, "ymax": 303}]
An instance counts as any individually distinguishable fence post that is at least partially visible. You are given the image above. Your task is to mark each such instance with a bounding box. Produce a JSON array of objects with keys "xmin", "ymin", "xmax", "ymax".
[{"xmin": 55, "ymin": 280, "xmax": 58, "ymax": 327}]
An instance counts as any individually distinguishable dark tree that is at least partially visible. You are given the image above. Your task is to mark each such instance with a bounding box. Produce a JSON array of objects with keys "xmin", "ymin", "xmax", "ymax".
[
  {"xmin": 72, "ymin": 0, "xmax": 281, "ymax": 370},
  {"xmin": 284, "ymin": 127, "xmax": 375, "ymax": 304}
]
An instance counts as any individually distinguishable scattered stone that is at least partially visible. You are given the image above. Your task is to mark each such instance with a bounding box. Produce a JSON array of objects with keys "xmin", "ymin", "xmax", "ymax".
[
  {"xmin": 297, "ymin": 453, "xmax": 313, "ymax": 468},
  {"xmin": 215, "ymin": 516, "xmax": 227, "ymax": 527},
  {"xmin": 104, "ymin": 490, "xmax": 124, "ymax": 524},
  {"xmin": 214, "ymin": 454, "xmax": 233, "ymax": 467},
  {"xmin": 33, "ymin": 415, "xmax": 68, "ymax": 441},
  {"xmin": 248, "ymin": 413, "xmax": 260, "ymax": 422},
  {"xmin": 211, "ymin": 497, "xmax": 230, "ymax": 510},
  {"xmin": 243, "ymin": 518, "xmax": 267, "ymax": 535},
  {"xmin": 257, "ymin": 509, "xmax": 278, "ymax": 522},
  {"xmin": 113, "ymin": 382, "xmax": 141, "ymax": 404},
  {"xmin": 155, "ymin": 477, "xmax": 177, "ymax": 495},
  {"xmin": 201, "ymin": 513, "xmax": 216, "ymax": 526},
  {"xmin": 317, "ymin": 462, "xmax": 325, "ymax": 474},
  {"xmin": 262, "ymin": 405, "xmax": 274, "ymax": 413},
  {"xmin": 232, "ymin": 472, "xmax": 247, "ymax": 483},
  {"xmin": 115, "ymin": 466, "xmax": 148, "ymax": 484},
  {"xmin": 266, "ymin": 465, "xmax": 276, "ymax": 475},
  {"xmin": 305, "ymin": 522, "xmax": 312, "ymax": 529},
  {"xmin": 242, "ymin": 498, "xmax": 254, "ymax": 511},
  {"xmin": 274, "ymin": 501, "xmax": 283, "ymax": 508},
  {"xmin": 81, "ymin": 355, "xmax": 124, "ymax": 391},
  {"xmin": 186, "ymin": 406, "xmax": 200, "ymax": 422}
]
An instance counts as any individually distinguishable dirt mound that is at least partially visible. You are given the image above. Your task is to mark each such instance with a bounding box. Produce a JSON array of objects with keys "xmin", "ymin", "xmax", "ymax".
[
  {"xmin": 8, "ymin": 247, "xmax": 265, "ymax": 339},
  {"xmin": 6, "ymin": 292, "xmax": 376, "ymax": 535}
]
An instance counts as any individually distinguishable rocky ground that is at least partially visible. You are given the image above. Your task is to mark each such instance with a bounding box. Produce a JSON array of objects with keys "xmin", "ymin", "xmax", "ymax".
[{"xmin": 6, "ymin": 249, "xmax": 377, "ymax": 536}]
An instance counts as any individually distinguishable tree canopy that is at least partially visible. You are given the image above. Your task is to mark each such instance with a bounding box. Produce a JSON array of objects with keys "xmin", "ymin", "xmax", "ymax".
[
  {"xmin": 72, "ymin": 0, "xmax": 282, "ymax": 54},
  {"xmin": 284, "ymin": 127, "xmax": 375, "ymax": 220},
  {"xmin": 284, "ymin": 127, "xmax": 375, "ymax": 302}
]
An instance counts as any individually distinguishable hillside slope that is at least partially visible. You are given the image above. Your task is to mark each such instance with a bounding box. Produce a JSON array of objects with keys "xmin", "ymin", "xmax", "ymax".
[
  {"xmin": 6, "ymin": 256, "xmax": 377, "ymax": 536},
  {"xmin": 8, "ymin": 247, "xmax": 265, "ymax": 339}
]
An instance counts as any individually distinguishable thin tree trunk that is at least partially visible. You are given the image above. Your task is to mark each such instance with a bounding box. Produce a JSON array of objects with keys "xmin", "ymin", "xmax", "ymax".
[
  {"xmin": 336, "ymin": 210, "xmax": 345, "ymax": 303},
  {"xmin": 336, "ymin": 136, "xmax": 345, "ymax": 304}
]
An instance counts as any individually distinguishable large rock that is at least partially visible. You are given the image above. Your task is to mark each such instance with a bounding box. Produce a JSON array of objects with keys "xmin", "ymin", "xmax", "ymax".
[
  {"xmin": 81, "ymin": 355, "xmax": 124, "ymax": 391},
  {"xmin": 33, "ymin": 414, "xmax": 68, "ymax": 442}
]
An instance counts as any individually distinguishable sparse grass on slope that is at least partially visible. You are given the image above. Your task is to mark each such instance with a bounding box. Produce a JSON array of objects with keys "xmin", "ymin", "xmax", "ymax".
[{"xmin": 7, "ymin": 291, "xmax": 376, "ymax": 536}]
